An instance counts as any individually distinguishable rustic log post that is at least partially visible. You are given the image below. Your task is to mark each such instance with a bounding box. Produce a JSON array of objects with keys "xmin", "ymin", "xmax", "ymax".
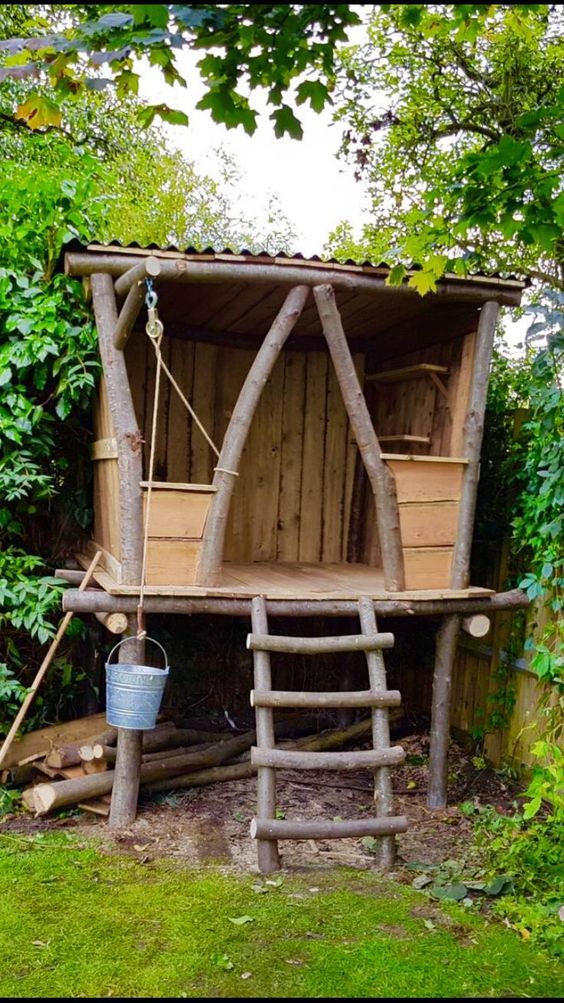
[
  {"xmin": 65, "ymin": 253, "xmax": 524, "ymax": 307},
  {"xmin": 90, "ymin": 273, "xmax": 144, "ymax": 583},
  {"xmin": 250, "ymin": 597, "xmax": 280, "ymax": 874},
  {"xmin": 313, "ymin": 284, "xmax": 405, "ymax": 591},
  {"xmin": 91, "ymin": 273, "xmax": 146, "ymax": 827},
  {"xmin": 196, "ymin": 285, "xmax": 309, "ymax": 585},
  {"xmin": 109, "ymin": 624, "xmax": 144, "ymax": 829},
  {"xmin": 62, "ymin": 588, "xmax": 530, "ymax": 619},
  {"xmin": 113, "ymin": 257, "xmax": 162, "ymax": 351},
  {"xmin": 428, "ymin": 300, "xmax": 500, "ymax": 809}
]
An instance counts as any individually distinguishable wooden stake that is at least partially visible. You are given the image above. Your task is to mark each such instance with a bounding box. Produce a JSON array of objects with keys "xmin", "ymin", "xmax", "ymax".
[
  {"xmin": 313, "ymin": 284, "xmax": 405, "ymax": 591},
  {"xmin": 0, "ymin": 550, "xmax": 101, "ymax": 770},
  {"xmin": 196, "ymin": 286, "xmax": 309, "ymax": 585}
]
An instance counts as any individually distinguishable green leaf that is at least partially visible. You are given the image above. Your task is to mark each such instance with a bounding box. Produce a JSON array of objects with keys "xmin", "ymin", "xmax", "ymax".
[
  {"xmin": 295, "ymin": 80, "xmax": 330, "ymax": 113},
  {"xmin": 270, "ymin": 105, "xmax": 303, "ymax": 140},
  {"xmin": 484, "ymin": 876, "xmax": 514, "ymax": 897},
  {"xmin": 228, "ymin": 915, "xmax": 254, "ymax": 926},
  {"xmin": 130, "ymin": 5, "xmax": 170, "ymax": 29},
  {"xmin": 386, "ymin": 264, "xmax": 407, "ymax": 287},
  {"xmin": 412, "ymin": 874, "xmax": 433, "ymax": 890},
  {"xmin": 408, "ymin": 270, "xmax": 437, "ymax": 296},
  {"xmin": 15, "ymin": 95, "xmax": 62, "ymax": 130},
  {"xmin": 430, "ymin": 883, "xmax": 468, "ymax": 901}
]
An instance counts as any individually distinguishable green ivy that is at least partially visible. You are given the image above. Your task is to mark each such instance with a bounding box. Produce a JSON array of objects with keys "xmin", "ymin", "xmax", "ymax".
[{"xmin": 0, "ymin": 159, "xmax": 101, "ymax": 735}]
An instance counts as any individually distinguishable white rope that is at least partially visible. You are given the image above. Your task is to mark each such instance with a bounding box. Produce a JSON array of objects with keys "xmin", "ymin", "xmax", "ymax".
[
  {"xmin": 137, "ymin": 330, "xmax": 163, "ymax": 637},
  {"xmin": 147, "ymin": 336, "xmax": 221, "ymax": 459},
  {"xmin": 214, "ymin": 466, "xmax": 239, "ymax": 477}
]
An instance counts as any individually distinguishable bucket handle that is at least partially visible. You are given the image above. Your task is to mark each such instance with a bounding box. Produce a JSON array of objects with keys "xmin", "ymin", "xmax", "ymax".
[{"xmin": 106, "ymin": 636, "xmax": 169, "ymax": 671}]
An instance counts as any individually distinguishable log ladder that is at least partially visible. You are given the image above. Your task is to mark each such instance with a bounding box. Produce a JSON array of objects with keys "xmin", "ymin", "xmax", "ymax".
[{"xmin": 248, "ymin": 595, "xmax": 408, "ymax": 873}]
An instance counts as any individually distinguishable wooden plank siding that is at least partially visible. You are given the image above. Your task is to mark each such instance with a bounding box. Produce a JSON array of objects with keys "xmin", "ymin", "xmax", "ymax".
[{"xmin": 124, "ymin": 337, "xmax": 364, "ymax": 566}]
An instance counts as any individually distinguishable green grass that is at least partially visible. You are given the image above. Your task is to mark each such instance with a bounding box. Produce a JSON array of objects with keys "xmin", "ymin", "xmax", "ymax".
[{"xmin": 0, "ymin": 833, "xmax": 561, "ymax": 998}]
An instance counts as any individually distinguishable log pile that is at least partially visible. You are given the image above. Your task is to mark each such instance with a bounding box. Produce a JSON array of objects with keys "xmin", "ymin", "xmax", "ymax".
[{"xmin": 2, "ymin": 713, "xmax": 380, "ymax": 819}]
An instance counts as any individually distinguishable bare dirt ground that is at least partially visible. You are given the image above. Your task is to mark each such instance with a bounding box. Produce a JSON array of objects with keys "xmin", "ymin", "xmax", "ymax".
[{"xmin": 1, "ymin": 734, "xmax": 517, "ymax": 875}]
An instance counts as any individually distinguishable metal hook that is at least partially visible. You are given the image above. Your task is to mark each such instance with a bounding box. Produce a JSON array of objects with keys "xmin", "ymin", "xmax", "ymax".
[{"xmin": 145, "ymin": 278, "xmax": 158, "ymax": 310}]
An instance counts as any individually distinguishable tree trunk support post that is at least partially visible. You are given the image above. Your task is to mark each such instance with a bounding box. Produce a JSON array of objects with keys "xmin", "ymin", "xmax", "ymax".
[
  {"xmin": 196, "ymin": 285, "xmax": 309, "ymax": 585},
  {"xmin": 91, "ymin": 272, "xmax": 145, "ymax": 828},
  {"xmin": 313, "ymin": 283, "xmax": 405, "ymax": 591},
  {"xmin": 428, "ymin": 300, "xmax": 500, "ymax": 809}
]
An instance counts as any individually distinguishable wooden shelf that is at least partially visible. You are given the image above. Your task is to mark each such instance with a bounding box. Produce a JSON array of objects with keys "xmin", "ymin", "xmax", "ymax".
[
  {"xmin": 366, "ymin": 363, "xmax": 449, "ymax": 384},
  {"xmin": 378, "ymin": 435, "xmax": 430, "ymax": 445}
]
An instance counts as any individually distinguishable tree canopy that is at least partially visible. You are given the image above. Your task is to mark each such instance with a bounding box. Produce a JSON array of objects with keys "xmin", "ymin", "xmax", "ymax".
[
  {"xmin": 330, "ymin": 4, "xmax": 564, "ymax": 292},
  {"xmin": 0, "ymin": 4, "xmax": 359, "ymax": 137}
]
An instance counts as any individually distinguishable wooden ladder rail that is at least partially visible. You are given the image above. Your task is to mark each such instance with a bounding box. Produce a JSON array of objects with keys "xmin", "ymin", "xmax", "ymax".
[{"xmin": 248, "ymin": 596, "xmax": 408, "ymax": 872}]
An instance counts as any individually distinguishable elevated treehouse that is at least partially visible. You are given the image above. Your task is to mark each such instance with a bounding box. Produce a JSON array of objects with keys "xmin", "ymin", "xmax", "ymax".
[{"xmin": 60, "ymin": 244, "xmax": 526, "ymax": 841}]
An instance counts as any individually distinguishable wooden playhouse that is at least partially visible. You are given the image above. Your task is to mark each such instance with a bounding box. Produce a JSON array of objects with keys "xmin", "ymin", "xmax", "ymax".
[{"xmin": 60, "ymin": 243, "xmax": 527, "ymax": 867}]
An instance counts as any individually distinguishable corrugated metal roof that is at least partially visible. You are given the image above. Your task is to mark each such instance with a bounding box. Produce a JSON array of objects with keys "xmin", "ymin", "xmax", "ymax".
[{"xmin": 59, "ymin": 238, "xmax": 526, "ymax": 288}]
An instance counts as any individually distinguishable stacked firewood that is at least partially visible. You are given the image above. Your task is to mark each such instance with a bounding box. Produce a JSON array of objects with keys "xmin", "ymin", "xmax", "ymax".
[{"xmin": 1, "ymin": 712, "xmax": 377, "ymax": 819}]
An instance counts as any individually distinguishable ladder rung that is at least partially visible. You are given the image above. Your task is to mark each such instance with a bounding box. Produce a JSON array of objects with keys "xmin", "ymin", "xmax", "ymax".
[
  {"xmin": 246, "ymin": 632, "xmax": 394, "ymax": 655},
  {"xmin": 250, "ymin": 814, "xmax": 408, "ymax": 841},
  {"xmin": 251, "ymin": 746, "xmax": 404, "ymax": 771},
  {"xmin": 251, "ymin": 689, "xmax": 401, "ymax": 709}
]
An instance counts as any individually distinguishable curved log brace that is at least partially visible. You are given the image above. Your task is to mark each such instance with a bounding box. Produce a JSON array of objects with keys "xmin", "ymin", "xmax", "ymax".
[
  {"xmin": 196, "ymin": 285, "xmax": 309, "ymax": 585},
  {"xmin": 314, "ymin": 284, "xmax": 405, "ymax": 591}
]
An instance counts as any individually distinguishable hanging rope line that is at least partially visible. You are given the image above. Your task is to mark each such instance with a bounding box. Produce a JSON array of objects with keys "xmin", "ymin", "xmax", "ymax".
[
  {"xmin": 137, "ymin": 284, "xmax": 164, "ymax": 638},
  {"xmin": 136, "ymin": 280, "xmax": 234, "ymax": 637}
]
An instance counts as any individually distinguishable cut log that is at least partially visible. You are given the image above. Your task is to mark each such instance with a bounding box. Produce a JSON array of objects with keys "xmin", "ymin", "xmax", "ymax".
[
  {"xmin": 83, "ymin": 759, "xmax": 109, "ymax": 775},
  {"xmin": 145, "ymin": 720, "xmax": 375, "ymax": 793},
  {"xmin": 247, "ymin": 632, "xmax": 394, "ymax": 655},
  {"xmin": 63, "ymin": 587, "xmax": 530, "ymax": 619},
  {"xmin": 78, "ymin": 798, "xmax": 111, "ymax": 817},
  {"xmin": 251, "ymin": 746, "xmax": 405, "ymax": 771},
  {"xmin": 0, "ymin": 712, "xmax": 109, "ymax": 771},
  {"xmin": 30, "ymin": 731, "xmax": 257, "ymax": 815},
  {"xmin": 250, "ymin": 816, "xmax": 408, "ymax": 841},
  {"xmin": 251, "ymin": 689, "xmax": 400, "ymax": 709},
  {"xmin": 462, "ymin": 614, "xmax": 491, "ymax": 638},
  {"xmin": 94, "ymin": 612, "xmax": 129, "ymax": 635},
  {"xmin": 46, "ymin": 729, "xmax": 118, "ymax": 770}
]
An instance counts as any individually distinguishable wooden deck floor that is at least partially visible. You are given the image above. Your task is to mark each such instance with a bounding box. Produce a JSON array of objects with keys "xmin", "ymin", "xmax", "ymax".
[{"xmin": 86, "ymin": 560, "xmax": 494, "ymax": 601}]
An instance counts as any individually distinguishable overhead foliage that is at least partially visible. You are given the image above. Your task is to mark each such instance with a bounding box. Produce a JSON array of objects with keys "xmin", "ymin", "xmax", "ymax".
[
  {"xmin": 330, "ymin": 3, "xmax": 564, "ymax": 291},
  {"xmin": 0, "ymin": 4, "xmax": 360, "ymax": 137}
]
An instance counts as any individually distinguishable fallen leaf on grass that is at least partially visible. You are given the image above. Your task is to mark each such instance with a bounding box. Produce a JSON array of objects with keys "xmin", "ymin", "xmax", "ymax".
[
  {"xmin": 412, "ymin": 874, "xmax": 433, "ymax": 890},
  {"xmin": 212, "ymin": 953, "xmax": 234, "ymax": 971},
  {"xmin": 265, "ymin": 876, "xmax": 284, "ymax": 888},
  {"xmin": 228, "ymin": 915, "xmax": 255, "ymax": 926},
  {"xmin": 133, "ymin": 844, "xmax": 149, "ymax": 852},
  {"xmin": 285, "ymin": 958, "xmax": 305, "ymax": 966},
  {"xmin": 241, "ymin": 972, "xmax": 252, "ymax": 980},
  {"xmin": 423, "ymin": 919, "xmax": 435, "ymax": 931},
  {"xmin": 32, "ymin": 940, "xmax": 50, "ymax": 948}
]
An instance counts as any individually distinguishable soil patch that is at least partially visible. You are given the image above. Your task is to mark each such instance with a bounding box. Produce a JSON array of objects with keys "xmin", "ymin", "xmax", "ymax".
[{"xmin": 2, "ymin": 733, "xmax": 517, "ymax": 876}]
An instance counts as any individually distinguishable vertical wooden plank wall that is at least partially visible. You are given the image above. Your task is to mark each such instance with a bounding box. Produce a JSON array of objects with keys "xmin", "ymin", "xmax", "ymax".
[
  {"xmin": 92, "ymin": 376, "xmax": 121, "ymax": 561},
  {"xmin": 124, "ymin": 331, "xmax": 364, "ymax": 565}
]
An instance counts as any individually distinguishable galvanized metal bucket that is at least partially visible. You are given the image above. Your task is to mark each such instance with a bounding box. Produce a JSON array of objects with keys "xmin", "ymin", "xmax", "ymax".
[{"xmin": 106, "ymin": 637, "xmax": 169, "ymax": 731}]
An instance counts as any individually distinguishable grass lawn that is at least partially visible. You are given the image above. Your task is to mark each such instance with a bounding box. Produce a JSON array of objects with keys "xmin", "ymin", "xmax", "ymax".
[{"xmin": 0, "ymin": 832, "xmax": 560, "ymax": 998}]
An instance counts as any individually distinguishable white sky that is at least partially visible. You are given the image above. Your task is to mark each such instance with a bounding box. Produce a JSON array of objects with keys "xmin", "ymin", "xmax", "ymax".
[
  {"xmin": 138, "ymin": 50, "xmax": 528, "ymax": 348},
  {"xmin": 139, "ymin": 50, "xmax": 368, "ymax": 256}
]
